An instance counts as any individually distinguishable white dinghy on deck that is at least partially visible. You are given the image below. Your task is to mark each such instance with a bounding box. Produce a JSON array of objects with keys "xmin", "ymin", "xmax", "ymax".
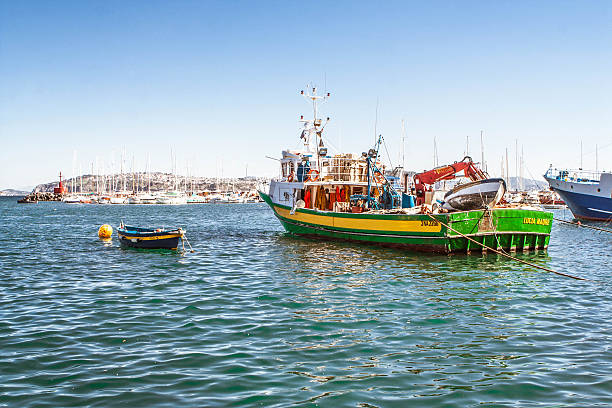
[{"xmin": 442, "ymin": 178, "xmax": 506, "ymax": 211}]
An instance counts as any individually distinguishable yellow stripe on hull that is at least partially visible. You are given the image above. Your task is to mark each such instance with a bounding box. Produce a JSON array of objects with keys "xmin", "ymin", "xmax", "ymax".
[
  {"xmin": 274, "ymin": 206, "xmax": 442, "ymax": 233},
  {"xmin": 118, "ymin": 233, "xmax": 182, "ymax": 241}
]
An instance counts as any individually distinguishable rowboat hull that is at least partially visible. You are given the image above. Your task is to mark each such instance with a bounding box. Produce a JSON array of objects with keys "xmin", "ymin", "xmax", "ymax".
[
  {"xmin": 117, "ymin": 227, "xmax": 183, "ymax": 250},
  {"xmin": 442, "ymin": 178, "xmax": 506, "ymax": 211},
  {"xmin": 260, "ymin": 192, "xmax": 551, "ymax": 254}
]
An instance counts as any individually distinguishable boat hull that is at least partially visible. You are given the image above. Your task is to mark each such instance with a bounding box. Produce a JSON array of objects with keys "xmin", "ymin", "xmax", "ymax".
[
  {"xmin": 260, "ymin": 192, "xmax": 551, "ymax": 254},
  {"xmin": 544, "ymin": 173, "xmax": 612, "ymax": 221},
  {"xmin": 117, "ymin": 228, "xmax": 183, "ymax": 250},
  {"xmin": 443, "ymin": 178, "xmax": 506, "ymax": 211}
]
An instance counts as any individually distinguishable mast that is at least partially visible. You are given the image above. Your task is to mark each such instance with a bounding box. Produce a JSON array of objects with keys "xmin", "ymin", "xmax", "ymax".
[
  {"xmin": 96, "ymin": 157, "xmax": 99, "ymax": 194},
  {"xmin": 121, "ymin": 150, "xmax": 126, "ymax": 193},
  {"xmin": 521, "ymin": 145, "xmax": 524, "ymax": 190},
  {"xmin": 72, "ymin": 150, "xmax": 76, "ymax": 193},
  {"xmin": 480, "ymin": 130, "xmax": 485, "ymax": 172},
  {"xmin": 505, "ymin": 148, "xmax": 509, "ymax": 190},
  {"xmin": 131, "ymin": 155, "xmax": 135, "ymax": 193},
  {"xmin": 596, "ymin": 144, "xmax": 599, "ymax": 174},
  {"xmin": 580, "ymin": 139, "xmax": 583, "ymax": 169},
  {"xmin": 433, "ymin": 137, "xmax": 438, "ymax": 167},
  {"xmin": 515, "ymin": 139, "xmax": 518, "ymax": 191},
  {"xmin": 147, "ymin": 154, "xmax": 151, "ymax": 194},
  {"xmin": 300, "ymin": 86, "xmax": 330, "ymax": 170}
]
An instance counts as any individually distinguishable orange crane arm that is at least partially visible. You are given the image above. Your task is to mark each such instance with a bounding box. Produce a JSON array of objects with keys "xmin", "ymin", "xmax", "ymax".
[{"xmin": 412, "ymin": 156, "xmax": 486, "ymax": 204}]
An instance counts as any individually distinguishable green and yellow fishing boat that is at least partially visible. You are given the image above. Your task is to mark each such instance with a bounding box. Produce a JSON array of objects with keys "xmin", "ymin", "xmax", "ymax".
[
  {"xmin": 260, "ymin": 87, "xmax": 552, "ymax": 254},
  {"xmin": 260, "ymin": 192, "xmax": 551, "ymax": 253}
]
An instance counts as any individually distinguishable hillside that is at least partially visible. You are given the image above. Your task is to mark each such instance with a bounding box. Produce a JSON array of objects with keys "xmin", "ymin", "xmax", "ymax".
[
  {"xmin": 32, "ymin": 172, "xmax": 269, "ymax": 193},
  {"xmin": 0, "ymin": 189, "xmax": 30, "ymax": 196}
]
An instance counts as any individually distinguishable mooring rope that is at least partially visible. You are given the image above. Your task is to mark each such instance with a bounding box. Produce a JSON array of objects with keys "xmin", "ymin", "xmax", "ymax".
[
  {"xmin": 553, "ymin": 217, "xmax": 612, "ymax": 234},
  {"xmin": 426, "ymin": 213, "xmax": 588, "ymax": 281},
  {"xmin": 182, "ymin": 233, "xmax": 195, "ymax": 253}
]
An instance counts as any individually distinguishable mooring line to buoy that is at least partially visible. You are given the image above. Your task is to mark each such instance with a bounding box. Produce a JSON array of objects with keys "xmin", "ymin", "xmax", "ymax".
[
  {"xmin": 426, "ymin": 213, "xmax": 588, "ymax": 281},
  {"xmin": 183, "ymin": 233, "xmax": 195, "ymax": 253},
  {"xmin": 553, "ymin": 218, "xmax": 612, "ymax": 234}
]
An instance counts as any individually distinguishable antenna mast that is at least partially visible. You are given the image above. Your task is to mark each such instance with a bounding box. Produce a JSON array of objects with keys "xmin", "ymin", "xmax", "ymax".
[{"xmin": 300, "ymin": 86, "xmax": 330, "ymax": 169}]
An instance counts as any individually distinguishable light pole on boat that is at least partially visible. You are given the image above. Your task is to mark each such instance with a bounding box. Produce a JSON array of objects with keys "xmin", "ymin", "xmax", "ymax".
[{"xmin": 300, "ymin": 86, "xmax": 331, "ymax": 173}]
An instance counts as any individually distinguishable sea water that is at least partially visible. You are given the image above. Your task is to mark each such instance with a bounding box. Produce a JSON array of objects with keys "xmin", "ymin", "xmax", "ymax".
[{"xmin": 1, "ymin": 197, "xmax": 611, "ymax": 406}]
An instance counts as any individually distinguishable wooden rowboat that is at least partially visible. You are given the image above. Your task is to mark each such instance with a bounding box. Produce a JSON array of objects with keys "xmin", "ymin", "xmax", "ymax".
[
  {"xmin": 442, "ymin": 178, "xmax": 506, "ymax": 211},
  {"xmin": 117, "ymin": 224, "xmax": 184, "ymax": 250}
]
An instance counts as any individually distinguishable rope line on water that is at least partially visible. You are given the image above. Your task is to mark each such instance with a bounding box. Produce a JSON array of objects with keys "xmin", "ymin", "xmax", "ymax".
[
  {"xmin": 182, "ymin": 233, "xmax": 195, "ymax": 253},
  {"xmin": 553, "ymin": 217, "xmax": 612, "ymax": 234},
  {"xmin": 426, "ymin": 213, "xmax": 588, "ymax": 281}
]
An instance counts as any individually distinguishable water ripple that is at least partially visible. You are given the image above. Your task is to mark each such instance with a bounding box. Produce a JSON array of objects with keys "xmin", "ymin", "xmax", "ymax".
[{"xmin": 1, "ymin": 199, "xmax": 611, "ymax": 406}]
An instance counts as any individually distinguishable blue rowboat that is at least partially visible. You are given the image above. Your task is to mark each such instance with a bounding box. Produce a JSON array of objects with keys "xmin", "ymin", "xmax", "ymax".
[{"xmin": 117, "ymin": 224, "xmax": 184, "ymax": 250}]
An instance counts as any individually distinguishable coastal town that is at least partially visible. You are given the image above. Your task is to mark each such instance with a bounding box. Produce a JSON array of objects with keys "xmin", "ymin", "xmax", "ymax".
[
  {"xmin": 11, "ymin": 167, "xmax": 567, "ymax": 210},
  {"xmin": 14, "ymin": 172, "xmax": 267, "ymax": 204}
]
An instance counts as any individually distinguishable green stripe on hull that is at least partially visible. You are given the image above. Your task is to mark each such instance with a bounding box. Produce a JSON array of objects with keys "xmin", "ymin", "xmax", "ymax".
[{"xmin": 260, "ymin": 191, "xmax": 552, "ymax": 254}]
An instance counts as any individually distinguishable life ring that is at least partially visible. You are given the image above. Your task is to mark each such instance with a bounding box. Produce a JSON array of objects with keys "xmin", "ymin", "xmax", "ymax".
[
  {"xmin": 374, "ymin": 171, "xmax": 385, "ymax": 184},
  {"xmin": 307, "ymin": 170, "xmax": 320, "ymax": 182},
  {"xmin": 287, "ymin": 172, "xmax": 295, "ymax": 182}
]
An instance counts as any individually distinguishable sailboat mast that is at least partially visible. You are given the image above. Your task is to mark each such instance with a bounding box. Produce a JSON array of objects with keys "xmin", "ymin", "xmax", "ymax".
[
  {"xmin": 96, "ymin": 157, "xmax": 99, "ymax": 194},
  {"xmin": 505, "ymin": 148, "xmax": 509, "ymax": 190},
  {"xmin": 520, "ymin": 145, "xmax": 524, "ymax": 191},
  {"xmin": 147, "ymin": 154, "xmax": 151, "ymax": 193},
  {"xmin": 131, "ymin": 155, "xmax": 135, "ymax": 193},
  {"xmin": 480, "ymin": 130, "xmax": 485, "ymax": 172},
  {"xmin": 433, "ymin": 137, "xmax": 438, "ymax": 167},
  {"xmin": 121, "ymin": 150, "xmax": 125, "ymax": 192},
  {"xmin": 72, "ymin": 150, "xmax": 76, "ymax": 193},
  {"xmin": 515, "ymin": 139, "xmax": 518, "ymax": 191}
]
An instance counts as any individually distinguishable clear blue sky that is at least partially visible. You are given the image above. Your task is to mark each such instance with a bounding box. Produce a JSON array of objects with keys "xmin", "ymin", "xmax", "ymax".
[{"xmin": 1, "ymin": 0, "xmax": 611, "ymax": 189}]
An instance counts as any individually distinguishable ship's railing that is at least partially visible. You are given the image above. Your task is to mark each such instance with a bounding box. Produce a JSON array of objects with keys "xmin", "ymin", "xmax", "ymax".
[
  {"xmin": 546, "ymin": 167, "xmax": 602, "ymax": 183},
  {"xmin": 280, "ymin": 156, "xmax": 390, "ymax": 184}
]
